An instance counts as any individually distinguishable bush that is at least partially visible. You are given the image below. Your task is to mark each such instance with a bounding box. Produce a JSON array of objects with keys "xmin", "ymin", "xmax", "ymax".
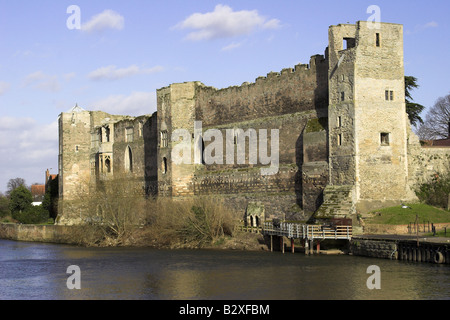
[
  {"xmin": 0, "ymin": 195, "xmax": 10, "ymax": 218},
  {"xmin": 416, "ymin": 172, "xmax": 450, "ymax": 209},
  {"xmin": 9, "ymin": 186, "xmax": 32, "ymax": 214},
  {"xmin": 13, "ymin": 205, "xmax": 50, "ymax": 224},
  {"xmin": 145, "ymin": 197, "xmax": 237, "ymax": 247}
]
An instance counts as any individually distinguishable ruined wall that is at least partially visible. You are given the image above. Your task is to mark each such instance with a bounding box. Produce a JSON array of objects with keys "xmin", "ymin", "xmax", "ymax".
[
  {"xmin": 194, "ymin": 55, "xmax": 328, "ymax": 127},
  {"xmin": 155, "ymin": 55, "xmax": 330, "ymax": 220},
  {"xmin": 112, "ymin": 114, "xmax": 157, "ymax": 194},
  {"xmin": 408, "ymin": 146, "xmax": 450, "ymax": 186}
]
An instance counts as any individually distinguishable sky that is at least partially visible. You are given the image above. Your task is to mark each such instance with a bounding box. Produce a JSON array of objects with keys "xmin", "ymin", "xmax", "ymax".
[{"xmin": 0, "ymin": 0, "xmax": 449, "ymax": 193}]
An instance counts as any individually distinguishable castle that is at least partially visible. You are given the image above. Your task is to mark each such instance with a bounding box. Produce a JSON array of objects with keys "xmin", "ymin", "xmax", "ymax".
[{"xmin": 56, "ymin": 21, "xmax": 450, "ymax": 226}]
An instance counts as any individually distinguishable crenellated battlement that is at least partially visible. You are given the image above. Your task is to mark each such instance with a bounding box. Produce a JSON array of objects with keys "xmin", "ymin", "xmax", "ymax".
[{"xmin": 188, "ymin": 54, "xmax": 328, "ymax": 127}]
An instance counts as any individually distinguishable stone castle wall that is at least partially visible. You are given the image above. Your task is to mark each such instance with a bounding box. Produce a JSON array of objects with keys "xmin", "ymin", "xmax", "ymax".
[{"xmin": 56, "ymin": 21, "xmax": 449, "ymax": 226}]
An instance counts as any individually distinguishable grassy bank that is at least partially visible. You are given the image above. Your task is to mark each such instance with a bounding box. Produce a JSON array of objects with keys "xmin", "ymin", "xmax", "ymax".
[{"xmin": 365, "ymin": 203, "xmax": 450, "ymax": 225}]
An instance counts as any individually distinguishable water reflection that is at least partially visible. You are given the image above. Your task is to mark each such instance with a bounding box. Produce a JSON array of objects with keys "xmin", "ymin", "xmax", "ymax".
[{"xmin": 0, "ymin": 240, "xmax": 448, "ymax": 300}]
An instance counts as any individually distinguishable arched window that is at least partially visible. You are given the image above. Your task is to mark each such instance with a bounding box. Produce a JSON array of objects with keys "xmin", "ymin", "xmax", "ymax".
[
  {"xmin": 125, "ymin": 146, "xmax": 133, "ymax": 172},
  {"xmin": 105, "ymin": 157, "xmax": 111, "ymax": 173},
  {"xmin": 162, "ymin": 157, "xmax": 167, "ymax": 174}
]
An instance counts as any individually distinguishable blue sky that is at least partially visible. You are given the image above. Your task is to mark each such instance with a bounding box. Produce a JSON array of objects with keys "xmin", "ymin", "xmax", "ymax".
[{"xmin": 0, "ymin": 0, "xmax": 449, "ymax": 192}]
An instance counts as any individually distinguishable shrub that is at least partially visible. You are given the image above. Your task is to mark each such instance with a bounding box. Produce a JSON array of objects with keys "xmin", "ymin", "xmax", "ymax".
[
  {"xmin": 0, "ymin": 195, "xmax": 10, "ymax": 218},
  {"xmin": 416, "ymin": 172, "xmax": 450, "ymax": 209},
  {"xmin": 13, "ymin": 205, "xmax": 50, "ymax": 224}
]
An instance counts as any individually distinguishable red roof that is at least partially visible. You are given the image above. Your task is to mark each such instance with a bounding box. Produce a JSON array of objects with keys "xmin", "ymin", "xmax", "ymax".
[
  {"xmin": 31, "ymin": 184, "xmax": 45, "ymax": 196},
  {"xmin": 422, "ymin": 139, "xmax": 450, "ymax": 147}
]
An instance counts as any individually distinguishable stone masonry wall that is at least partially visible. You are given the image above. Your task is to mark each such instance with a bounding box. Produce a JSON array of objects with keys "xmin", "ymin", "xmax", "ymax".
[{"xmin": 194, "ymin": 55, "xmax": 329, "ymax": 128}]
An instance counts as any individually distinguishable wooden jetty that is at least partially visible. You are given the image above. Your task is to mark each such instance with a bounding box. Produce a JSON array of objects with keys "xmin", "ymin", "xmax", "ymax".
[{"xmin": 261, "ymin": 222, "xmax": 352, "ymax": 254}]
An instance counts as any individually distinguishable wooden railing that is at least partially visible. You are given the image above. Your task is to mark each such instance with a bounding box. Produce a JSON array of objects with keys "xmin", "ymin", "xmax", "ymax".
[{"xmin": 262, "ymin": 222, "xmax": 352, "ymax": 240}]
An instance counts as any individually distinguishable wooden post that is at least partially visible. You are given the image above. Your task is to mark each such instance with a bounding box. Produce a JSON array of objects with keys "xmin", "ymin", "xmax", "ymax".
[
  {"xmin": 291, "ymin": 238, "xmax": 295, "ymax": 253},
  {"xmin": 309, "ymin": 240, "xmax": 314, "ymax": 255},
  {"xmin": 304, "ymin": 239, "xmax": 309, "ymax": 255},
  {"xmin": 316, "ymin": 241, "xmax": 321, "ymax": 254},
  {"xmin": 270, "ymin": 235, "xmax": 273, "ymax": 252},
  {"xmin": 280, "ymin": 237, "xmax": 285, "ymax": 254}
]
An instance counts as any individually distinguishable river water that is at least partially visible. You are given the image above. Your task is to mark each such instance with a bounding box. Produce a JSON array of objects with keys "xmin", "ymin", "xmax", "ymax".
[{"xmin": 0, "ymin": 239, "xmax": 448, "ymax": 300}]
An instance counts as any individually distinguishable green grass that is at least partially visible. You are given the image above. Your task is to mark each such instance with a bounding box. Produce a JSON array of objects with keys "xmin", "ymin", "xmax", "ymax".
[{"xmin": 365, "ymin": 203, "xmax": 450, "ymax": 225}]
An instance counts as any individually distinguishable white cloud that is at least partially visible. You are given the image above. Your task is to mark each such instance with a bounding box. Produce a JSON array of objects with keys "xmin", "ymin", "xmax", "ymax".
[
  {"xmin": 64, "ymin": 72, "xmax": 76, "ymax": 82},
  {"xmin": 221, "ymin": 42, "xmax": 243, "ymax": 51},
  {"xmin": 424, "ymin": 21, "xmax": 438, "ymax": 28},
  {"xmin": 88, "ymin": 65, "xmax": 163, "ymax": 81},
  {"xmin": 91, "ymin": 91, "xmax": 156, "ymax": 116},
  {"xmin": 174, "ymin": 4, "xmax": 281, "ymax": 41},
  {"xmin": 81, "ymin": 9, "xmax": 125, "ymax": 33},
  {"xmin": 0, "ymin": 81, "xmax": 10, "ymax": 95},
  {"xmin": 22, "ymin": 71, "xmax": 61, "ymax": 92},
  {"xmin": 0, "ymin": 117, "xmax": 58, "ymax": 191},
  {"xmin": 406, "ymin": 21, "xmax": 439, "ymax": 35}
]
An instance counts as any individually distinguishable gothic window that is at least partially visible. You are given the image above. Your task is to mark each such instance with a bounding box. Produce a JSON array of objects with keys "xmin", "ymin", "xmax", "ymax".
[
  {"xmin": 105, "ymin": 126, "xmax": 110, "ymax": 142},
  {"xmin": 162, "ymin": 157, "xmax": 167, "ymax": 174},
  {"xmin": 126, "ymin": 127, "xmax": 134, "ymax": 143},
  {"xmin": 104, "ymin": 156, "xmax": 111, "ymax": 173},
  {"xmin": 161, "ymin": 130, "xmax": 168, "ymax": 148},
  {"xmin": 125, "ymin": 146, "xmax": 133, "ymax": 172},
  {"xmin": 139, "ymin": 121, "xmax": 144, "ymax": 137}
]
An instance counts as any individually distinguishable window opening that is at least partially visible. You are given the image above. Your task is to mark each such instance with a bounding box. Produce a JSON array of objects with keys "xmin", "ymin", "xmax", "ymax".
[{"xmin": 380, "ymin": 133, "xmax": 390, "ymax": 146}]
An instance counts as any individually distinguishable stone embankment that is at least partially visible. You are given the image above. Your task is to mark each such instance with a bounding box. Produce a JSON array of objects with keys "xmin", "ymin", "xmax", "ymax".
[
  {"xmin": 350, "ymin": 235, "xmax": 450, "ymax": 264},
  {"xmin": 0, "ymin": 223, "xmax": 80, "ymax": 244}
]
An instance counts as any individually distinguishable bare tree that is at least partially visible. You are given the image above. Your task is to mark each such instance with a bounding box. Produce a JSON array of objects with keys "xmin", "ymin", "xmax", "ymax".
[
  {"xmin": 6, "ymin": 178, "xmax": 27, "ymax": 197},
  {"xmin": 417, "ymin": 93, "xmax": 450, "ymax": 140}
]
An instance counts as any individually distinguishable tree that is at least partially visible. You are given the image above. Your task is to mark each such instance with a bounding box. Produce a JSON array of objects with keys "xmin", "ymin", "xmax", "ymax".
[
  {"xmin": 405, "ymin": 76, "xmax": 426, "ymax": 127},
  {"xmin": 0, "ymin": 193, "xmax": 10, "ymax": 218},
  {"xmin": 42, "ymin": 177, "xmax": 58, "ymax": 220},
  {"xmin": 417, "ymin": 93, "xmax": 450, "ymax": 140},
  {"xmin": 9, "ymin": 185, "xmax": 33, "ymax": 218},
  {"xmin": 6, "ymin": 178, "xmax": 27, "ymax": 197}
]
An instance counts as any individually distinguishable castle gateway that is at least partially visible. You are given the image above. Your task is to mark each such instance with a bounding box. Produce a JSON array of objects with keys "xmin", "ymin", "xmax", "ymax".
[{"xmin": 56, "ymin": 21, "xmax": 450, "ymax": 226}]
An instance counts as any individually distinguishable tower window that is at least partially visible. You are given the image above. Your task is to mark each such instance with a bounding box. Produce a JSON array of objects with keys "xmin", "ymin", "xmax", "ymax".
[
  {"xmin": 126, "ymin": 127, "xmax": 134, "ymax": 142},
  {"xmin": 380, "ymin": 133, "xmax": 390, "ymax": 146},
  {"xmin": 376, "ymin": 33, "xmax": 380, "ymax": 47},
  {"xmin": 338, "ymin": 116, "xmax": 342, "ymax": 128},
  {"xmin": 162, "ymin": 157, "xmax": 167, "ymax": 174},
  {"xmin": 338, "ymin": 134, "xmax": 343, "ymax": 146},
  {"xmin": 341, "ymin": 92, "xmax": 345, "ymax": 102},
  {"xmin": 385, "ymin": 90, "xmax": 394, "ymax": 101},
  {"xmin": 161, "ymin": 130, "xmax": 168, "ymax": 148}
]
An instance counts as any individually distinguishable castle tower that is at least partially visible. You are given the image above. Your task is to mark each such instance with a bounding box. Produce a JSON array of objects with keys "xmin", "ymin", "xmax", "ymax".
[
  {"xmin": 157, "ymin": 82, "xmax": 200, "ymax": 197},
  {"xmin": 57, "ymin": 105, "xmax": 93, "ymax": 224},
  {"xmin": 317, "ymin": 21, "xmax": 417, "ymax": 220}
]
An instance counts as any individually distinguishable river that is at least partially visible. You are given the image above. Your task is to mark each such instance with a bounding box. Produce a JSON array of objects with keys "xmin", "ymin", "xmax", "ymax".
[{"xmin": 0, "ymin": 239, "xmax": 448, "ymax": 300}]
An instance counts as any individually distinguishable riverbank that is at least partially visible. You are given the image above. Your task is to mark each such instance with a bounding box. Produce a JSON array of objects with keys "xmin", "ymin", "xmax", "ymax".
[
  {"xmin": 0, "ymin": 222, "xmax": 269, "ymax": 251},
  {"xmin": 1, "ymin": 222, "xmax": 449, "ymax": 265}
]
